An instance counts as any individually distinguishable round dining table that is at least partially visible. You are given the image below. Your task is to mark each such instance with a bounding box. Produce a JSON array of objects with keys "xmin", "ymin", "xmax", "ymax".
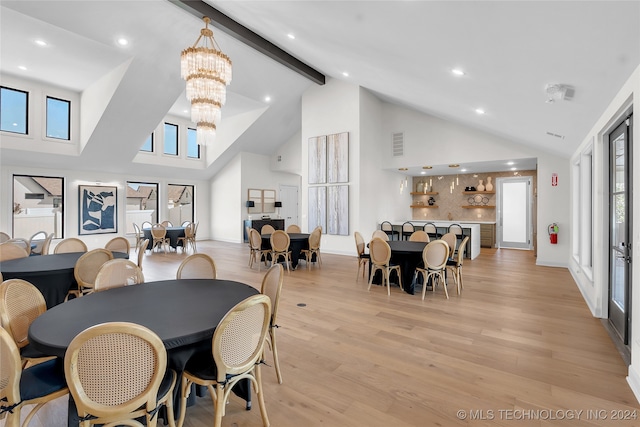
[
  {"xmin": 0, "ymin": 251, "xmax": 128, "ymax": 308},
  {"xmin": 143, "ymin": 226, "xmax": 186, "ymax": 250},
  {"xmin": 261, "ymin": 232, "xmax": 310, "ymax": 269},
  {"xmin": 29, "ymin": 279, "xmax": 259, "ymax": 425},
  {"xmin": 369, "ymin": 241, "xmax": 427, "ymax": 295}
]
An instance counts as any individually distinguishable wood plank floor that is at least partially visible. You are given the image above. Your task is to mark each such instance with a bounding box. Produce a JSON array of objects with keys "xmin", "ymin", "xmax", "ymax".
[{"xmin": 9, "ymin": 241, "xmax": 640, "ymax": 427}]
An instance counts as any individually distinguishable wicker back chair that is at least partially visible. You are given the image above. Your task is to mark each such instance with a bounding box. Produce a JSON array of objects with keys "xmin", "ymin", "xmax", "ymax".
[
  {"xmin": 150, "ymin": 224, "xmax": 169, "ymax": 253},
  {"xmin": 367, "ymin": 237, "xmax": 402, "ymax": 295},
  {"xmin": 354, "ymin": 231, "xmax": 370, "ymax": 281},
  {"xmin": 0, "ymin": 242, "xmax": 29, "ymax": 261},
  {"xmin": 440, "ymin": 232, "xmax": 457, "ymax": 258},
  {"xmin": 181, "ymin": 220, "xmax": 192, "ymax": 227},
  {"xmin": 105, "ymin": 236, "xmax": 131, "ymax": 254},
  {"xmin": 260, "ymin": 224, "xmax": 276, "ymax": 235},
  {"xmin": 301, "ymin": 227, "xmax": 322, "ymax": 270},
  {"xmin": 6, "ymin": 238, "xmax": 29, "ymax": 252},
  {"xmin": 0, "ymin": 327, "xmax": 68, "ymax": 426},
  {"xmin": 71, "ymin": 248, "xmax": 114, "ymax": 298},
  {"xmin": 446, "ymin": 236, "xmax": 470, "ymax": 295},
  {"xmin": 177, "ymin": 222, "xmax": 196, "ymax": 253},
  {"xmin": 270, "ymin": 230, "xmax": 291, "ymax": 273},
  {"xmin": 371, "ymin": 229, "xmax": 389, "ymax": 241},
  {"xmin": 0, "ymin": 231, "xmax": 9, "ymax": 243},
  {"xmin": 141, "ymin": 221, "xmax": 153, "ymax": 230},
  {"xmin": 40, "ymin": 233, "xmax": 54, "ymax": 255},
  {"xmin": 161, "ymin": 220, "xmax": 173, "ymax": 227},
  {"xmin": 176, "ymin": 253, "xmax": 217, "ymax": 279},
  {"xmin": 416, "ymin": 240, "xmax": 450, "ymax": 300},
  {"xmin": 28, "ymin": 230, "xmax": 47, "ymax": 255},
  {"xmin": 178, "ymin": 295, "xmax": 271, "ymax": 427},
  {"xmin": 137, "ymin": 238, "xmax": 150, "ymax": 271},
  {"xmin": 261, "ymin": 264, "xmax": 285, "ymax": 384},
  {"xmin": 64, "ymin": 322, "xmax": 176, "ymax": 427},
  {"xmin": 409, "ymin": 230, "xmax": 430, "ymax": 242},
  {"xmin": 133, "ymin": 223, "xmax": 143, "ymax": 251},
  {"xmin": 54, "ymin": 237, "xmax": 88, "ymax": 254},
  {"xmin": 249, "ymin": 229, "xmax": 270, "ymax": 271},
  {"xmin": 285, "ymin": 224, "xmax": 301, "ymax": 233},
  {"xmin": 94, "ymin": 259, "xmax": 145, "ymax": 292}
]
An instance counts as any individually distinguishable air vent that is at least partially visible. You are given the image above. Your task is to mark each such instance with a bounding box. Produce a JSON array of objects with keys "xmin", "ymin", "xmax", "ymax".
[
  {"xmin": 392, "ymin": 132, "xmax": 404, "ymax": 157},
  {"xmin": 546, "ymin": 131, "xmax": 565, "ymax": 139}
]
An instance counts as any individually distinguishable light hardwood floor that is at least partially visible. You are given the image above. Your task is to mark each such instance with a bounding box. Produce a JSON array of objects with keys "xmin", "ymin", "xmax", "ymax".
[{"xmin": 9, "ymin": 240, "xmax": 640, "ymax": 426}]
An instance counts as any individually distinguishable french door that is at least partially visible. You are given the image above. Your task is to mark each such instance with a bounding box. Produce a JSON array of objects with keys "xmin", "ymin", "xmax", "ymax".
[{"xmin": 497, "ymin": 176, "xmax": 533, "ymax": 249}]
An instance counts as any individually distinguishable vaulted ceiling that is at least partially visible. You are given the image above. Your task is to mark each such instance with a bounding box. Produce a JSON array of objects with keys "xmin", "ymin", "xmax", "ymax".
[{"xmin": 1, "ymin": 1, "xmax": 639, "ymax": 179}]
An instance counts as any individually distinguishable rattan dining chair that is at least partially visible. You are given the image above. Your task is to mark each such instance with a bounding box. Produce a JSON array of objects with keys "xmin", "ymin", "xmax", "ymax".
[
  {"xmin": 440, "ymin": 232, "xmax": 457, "ymax": 259},
  {"xmin": 0, "ymin": 279, "xmax": 55, "ymax": 368},
  {"xmin": 249, "ymin": 228, "xmax": 270, "ymax": 271},
  {"xmin": 261, "ymin": 264, "xmax": 284, "ymax": 384},
  {"xmin": 446, "ymin": 236, "xmax": 469, "ymax": 295},
  {"xmin": 0, "ymin": 231, "xmax": 10, "ymax": 243},
  {"xmin": 27, "ymin": 230, "xmax": 47, "ymax": 255},
  {"xmin": 181, "ymin": 220, "xmax": 191, "ymax": 227},
  {"xmin": 367, "ymin": 237, "xmax": 402, "ymax": 295},
  {"xmin": 354, "ymin": 231, "xmax": 370, "ymax": 281},
  {"xmin": 371, "ymin": 229, "xmax": 389, "ymax": 241},
  {"xmin": 270, "ymin": 230, "xmax": 291, "ymax": 273},
  {"xmin": 161, "ymin": 220, "xmax": 173, "ymax": 227},
  {"xmin": 133, "ymin": 222, "xmax": 144, "ymax": 251},
  {"xmin": 177, "ymin": 222, "xmax": 196, "ymax": 253},
  {"xmin": 0, "ymin": 327, "xmax": 68, "ymax": 427},
  {"xmin": 53, "ymin": 237, "xmax": 88, "ymax": 254},
  {"xmin": 301, "ymin": 226, "xmax": 322, "ymax": 270},
  {"xmin": 415, "ymin": 240, "xmax": 450, "ymax": 300},
  {"xmin": 176, "ymin": 253, "xmax": 217, "ymax": 279},
  {"xmin": 409, "ymin": 230, "xmax": 430, "ymax": 242},
  {"xmin": 177, "ymin": 294, "xmax": 271, "ymax": 427},
  {"xmin": 261, "ymin": 224, "xmax": 276, "ymax": 234},
  {"xmin": 285, "ymin": 224, "xmax": 301, "ymax": 233},
  {"xmin": 69, "ymin": 248, "xmax": 114, "ymax": 299},
  {"xmin": 141, "ymin": 221, "xmax": 153, "ymax": 229},
  {"xmin": 64, "ymin": 322, "xmax": 176, "ymax": 427},
  {"xmin": 40, "ymin": 233, "xmax": 54, "ymax": 255},
  {"xmin": 137, "ymin": 238, "xmax": 150, "ymax": 271},
  {"xmin": 94, "ymin": 259, "xmax": 145, "ymax": 291},
  {"xmin": 104, "ymin": 236, "xmax": 131, "ymax": 254},
  {"xmin": 150, "ymin": 223, "xmax": 170, "ymax": 253},
  {"xmin": 0, "ymin": 242, "xmax": 29, "ymax": 261}
]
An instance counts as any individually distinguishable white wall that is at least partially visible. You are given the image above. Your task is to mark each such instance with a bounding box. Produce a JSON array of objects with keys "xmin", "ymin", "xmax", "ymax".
[{"xmin": 271, "ymin": 130, "xmax": 302, "ymax": 175}]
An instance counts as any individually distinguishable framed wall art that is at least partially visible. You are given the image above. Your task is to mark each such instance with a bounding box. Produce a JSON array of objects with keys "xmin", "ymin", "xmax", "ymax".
[
  {"xmin": 327, "ymin": 132, "xmax": 349, "ymax": 183},
  {"xmin": 79, "ymin": 185, "xmax": 117, "ymax": 234},
  {"xmin": 308, "ymin": 135, "xmax": 327, "ymax": 184},
  {"xmin": 328, "ymin": 185, "xmax": 349, "ymax": 235},
  {"xmin": 308, "ymin": 186, "xmax": 327, "ymax": 232}
]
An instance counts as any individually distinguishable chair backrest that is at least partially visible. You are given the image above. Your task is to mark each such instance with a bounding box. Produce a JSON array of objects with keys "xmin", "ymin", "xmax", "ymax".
[
  {"xmin": 249, "ymin": 228, "xmax": 263, "ymax": 250},
  {"xmin": 64, "ymin": 322, "xmax": 167, "ymax": 422},
  {"xmin": 270, "ymin": 230, "xmax": 290, "ymax": 252},
  {"xmin": 371, "ymin": 230, "xmax": 389, "ymax": 241},
  {"xmin": 354, "ymin": 231, "xmax": 366, "ymax": 256},
  {"xmin": 105, "ymin": 236, "xmax": 131, "ymax": 254},
  {"xmin": 74, "ymin": 248, "xmax": 114, "ymax": 292},
  {"xmin": 0, "ymin": 279, "xmax": 47, "ymax": 349},
  {"xmin": 261, "ymin": 224, "xmax": 276, "ymax": 234},
  {"xmin": 137, "ymin": 239, "xmax": 149, "ymax": 270},
  {"xmin": 176, "ymin": 253, "xmax": 217, "ymax": 279},
  {"xmin": 402, "ymin": 222, "xmax": 415, "ymax": 233},
  {"xmin": 409, "ymin": 230, "xmax": 430, "ymax": 242},
  {"xmin": 28, "ymin": 230, "xmax": 47, "ymax": 254},
  {"xmin": 0, "ymin": 242, "xmax": 29, "ymax": 261},
  {"xmin": 54, "ymin": 237, "xmax": 87, "ymax": 254},
  {"xmin": 184, "ymin": 222, "xmax": 195, "ymax": 238},
  {"xmin": 308, "ymin": 227, "xmax": 322, "ymax": 250},
  {"xmin": 6, "ymin": 238, "xmax": 29, "ymax": 252},
  {"xmin": 423, "ymin": 240, "xmax": 449, "ymax": 271},
  {"xmin": 440, "ymin": 233, "xmax": 457, "ymax": 257},
  {"xmin": 423, "ymin": 223, "xmax": 437, "ymax": 234},
  {"xmin": 133, "ymin": 222, "xmax": 142, "ymax": 236},
  {"xmin": 161, "ymin": 220, "xmax": 173, "ymax": 227},
  {"xmin": 141, "ymin": 221, "xmax": 152, "ymax": 229},
  {"xmin": 94, "ymin": 259, "xmax": 145, "ymax": 291},
  {"xmin": 0, "ymin": 231, "xmax": 10, "ymax": 243},
  {"xmin": 261, "ymin": 264, "xmax": 284, "ymax": 327},
  {"xmin": 286, "ymin": 224, "xmax": 301, "ymax": 233},
  {"xmin": 369, "ymin": 237, "xmax": 391, "ymax": 266},
  {"xmin": 151, "ymin": 223, "xmax": 167, "ymax": 239},
  {"xmin": 454, "ymin": 236, "xmax": 470, "ymax": 266},
  {"xmin": 380, "ymin": 221, "xmax": 393, "ymax": 232},
  {"xmin": 40, "ymin": 233, "xmax": 54, "ymax": 255},
  {"xmin": 448, "ymin": 223, "xmax": 463, "ymax": 236},
  {"xmin": 181, "ymin": 220, "xmax": 191, "ymax": 227},
  {"xmin": 212, "ymin": 294, "xmax": 271, "ymax": 382},
  {"xmin": 0, "ymin": 326, "xmax": 22, "ymax": 405}
]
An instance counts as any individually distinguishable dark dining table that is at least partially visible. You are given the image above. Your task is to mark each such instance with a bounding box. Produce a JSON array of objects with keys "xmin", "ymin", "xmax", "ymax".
[
  {"xmin": 29, "ymin": 278, "xmax": 259, "ymax": 425},
  {"xmin": 261, "ymin": 232, "xmax": 310, "ymax": 269},
  {"xmin": 370, "ymin": 241, "xmax": 427, "ymax": 295},
  {"xmin": 0, "ymin": 251, "xmax": 128, "ymax": 308},
  {"xmin": 143, "ymin": 226, "xmax": 186, "ymax": 250}
]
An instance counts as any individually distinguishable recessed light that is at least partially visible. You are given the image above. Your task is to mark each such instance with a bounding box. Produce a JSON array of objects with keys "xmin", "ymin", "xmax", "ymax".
[
  {"xmin": 420, "ymin": 171, "xmax": 426, "ymax": 175},
  {"xmin": 510, "ymin": 167, "xmax": 517, "ymax": 171},
  {"xmin": 461, "ymin": 169, "xmax": 467, "ymax": 172},
  {"xmin": 475, "ymin": 108, "xmax": 485, "ymax": 115},
  {"xmin": 18, "ymin": 65, "xmax": 27, "ymax": 71},
  {"xmin": 183, "ymin": 109, "xmax": 189, "ymax": 114},
  {"xmin": 451, "ymin": 68, "xmax": 465, "ymax": 76},
  {"xmin": 507, "ymin": 161, "xmax": 514, "ymax": 165},
  {"xmin": 117, "ymin": 38, "xmax": 129, "ymax": 46},
  {"xmin": 287, "ymin": 33, "xmax": 295, "ymax": 40},
  {"xmin": 34, "ymin": 40, "xmax": 48, "ymax": 47},
  {"xmin": 342, "ymin": 72, "xmax": 349, "ymax": 77},
  {"xmin": 264, "ymin": 96, "xmax": 271, "ymax": 102}
]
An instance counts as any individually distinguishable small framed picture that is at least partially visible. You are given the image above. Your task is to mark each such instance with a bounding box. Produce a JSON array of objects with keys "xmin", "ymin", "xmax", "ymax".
[{"xmin": 79, "ymin": 185, "xmax": 117, "ymax": 234}]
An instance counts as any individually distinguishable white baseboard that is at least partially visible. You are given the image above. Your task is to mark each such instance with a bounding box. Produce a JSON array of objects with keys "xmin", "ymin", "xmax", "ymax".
[
  {"xmin": 627, "ymin": 365, "xmax": 640, "ymax": 404},
  {"xmin": 535, "ymin": 259, "xmax": 568, "ymax": 268}
]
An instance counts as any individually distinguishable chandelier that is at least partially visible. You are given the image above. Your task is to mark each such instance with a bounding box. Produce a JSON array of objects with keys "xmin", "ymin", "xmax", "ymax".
[{"xmin": 181, "ymin": 17, "xmax": 232, "ymax": 145}]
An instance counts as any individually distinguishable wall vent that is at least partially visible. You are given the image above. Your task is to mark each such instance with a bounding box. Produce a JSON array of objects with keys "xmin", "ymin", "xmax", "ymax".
[{"xmin": 392, "ymin": 132, "xmax": 404, "ymax": 157}]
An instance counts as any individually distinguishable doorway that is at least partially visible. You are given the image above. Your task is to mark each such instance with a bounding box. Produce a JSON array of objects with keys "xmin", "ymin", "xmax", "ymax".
[
  {"xmin": 608, "ymin": 114, "xmax": 633, "ymax": 346},
  {"xmin": 496, "ymin": 176, "xmax": 533, "ymax": 249},
  {"xmin": 279, "ymin": 185, "xmax": 299, "ymax": 229}
]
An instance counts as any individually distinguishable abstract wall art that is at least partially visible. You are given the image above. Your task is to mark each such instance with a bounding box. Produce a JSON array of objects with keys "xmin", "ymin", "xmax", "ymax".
[
  {"xmin": 328, "ymin": 185, "xmax": 349, "ymax": 235},
  {"xmin": 79, "ymin": 185, "xmax": 117, "ymax": 234},
  {"xmin": 308, "ymin": 135, "xmax": 327, "ymax": 184},
  {"xmin": 327, "ymin": 132, "xmax": 349, "ymax": 183},
  {"xmin": 308, "ymin": 186, "xmax": 327, "ymax": 232}
]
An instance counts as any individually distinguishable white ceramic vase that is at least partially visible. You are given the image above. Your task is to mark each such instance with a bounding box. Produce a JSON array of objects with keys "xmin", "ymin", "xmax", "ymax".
[
  {"xmin": 485, "ymin": 177, "xmax": 493, "ymax": 191},
  {"xmin": 477, "ymin": 180, "xmax": 485, "ymax": 192}
]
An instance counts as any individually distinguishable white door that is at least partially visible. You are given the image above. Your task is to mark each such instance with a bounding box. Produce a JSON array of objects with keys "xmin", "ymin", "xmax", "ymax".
[
  {"xmin": 497, "ymin": 177, "xmax": 532, "ymax": 249},
  {"xmin": 279, "ymin": 185, "xmax": 299, "ymax": 229}
]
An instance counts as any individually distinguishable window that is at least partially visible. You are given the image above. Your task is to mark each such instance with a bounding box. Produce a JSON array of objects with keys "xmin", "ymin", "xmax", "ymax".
[
  {"xmin": 168, "ymin": 184, "xmax": 194, "ymax": 225},
  {"xmin": 164, "ymin": 123, "xmax": 178, "ymax": 155},
  {"xmin": 1, "ymin": 86, "xmax": 28, "ymax": 134},
  {"xmin": 46, "ymin": 96, "xmax": 70, "ymax": 140},
  {"xmin": 187, "ymin": 127, "xmax": 200, "ymax": 159},
  {"xmin": 140, "ymin": 133, "xmax": 153, "ymax": 152},
  {"xmin": 13, "ymin": 175, "xmax": 64, "ymax": 239},
  {"xmin": 126, "ymin": 182, "xmax": 159, "ymax": 234}
]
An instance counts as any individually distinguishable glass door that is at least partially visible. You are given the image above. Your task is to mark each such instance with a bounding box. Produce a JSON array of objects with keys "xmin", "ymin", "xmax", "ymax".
[
  {"xmin": 609, "ymin": 115, "xmax": 632, "ymax": 344},
  {"xmin": 497, "ymin": 177, "xmax": 532, "ymax": 249}
]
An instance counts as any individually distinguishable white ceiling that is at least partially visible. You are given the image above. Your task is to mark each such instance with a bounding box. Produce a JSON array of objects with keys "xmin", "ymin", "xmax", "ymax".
[{"xmin": 1, "ymin": 1, "xmax": 639, "ymax": 179}]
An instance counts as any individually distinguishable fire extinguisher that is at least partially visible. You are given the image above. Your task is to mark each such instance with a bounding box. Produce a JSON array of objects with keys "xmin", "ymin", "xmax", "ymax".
[{"xmin": 548, "ymin": 223, "xmax": 558, "ymax": 244}]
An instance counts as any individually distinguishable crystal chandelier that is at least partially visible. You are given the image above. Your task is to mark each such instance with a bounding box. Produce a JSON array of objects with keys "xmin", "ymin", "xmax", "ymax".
[{"xmin": 181, "ymin": 17, "xmax": 232, "ymax": 145}]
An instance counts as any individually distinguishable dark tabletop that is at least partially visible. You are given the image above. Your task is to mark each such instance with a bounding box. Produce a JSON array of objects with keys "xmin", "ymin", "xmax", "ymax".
[
  {"xmin": 261, "ymin": 233, "xmax": 310, "ymax": 269},
  {"xmin": 143, "ymin": 227, "xmax": 185, "ymax": 249},
  {"xmin": 369, "ymin": 241, "xmax": 427, "ymax": 295},
  {"xmin": 0, "ymin": 251, "xmax": 128, "ymax": 308}
]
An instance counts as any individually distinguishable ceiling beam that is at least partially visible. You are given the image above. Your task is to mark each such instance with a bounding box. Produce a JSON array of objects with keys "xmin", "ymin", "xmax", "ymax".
[{"xmin": 171, "ymin": 0, "xmax": 326, "ymax": 85}]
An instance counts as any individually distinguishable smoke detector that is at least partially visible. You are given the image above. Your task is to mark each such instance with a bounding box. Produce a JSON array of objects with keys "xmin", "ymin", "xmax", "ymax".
[{"xmin": 545, "ymin": 84, "xmax": 574, "ymax": 103}]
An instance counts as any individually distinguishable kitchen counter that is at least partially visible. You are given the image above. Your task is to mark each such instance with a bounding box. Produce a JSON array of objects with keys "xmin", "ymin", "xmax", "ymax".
[{"xmin": 388, "ymin": 221, "xmax": 481, "ymax": 259}]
